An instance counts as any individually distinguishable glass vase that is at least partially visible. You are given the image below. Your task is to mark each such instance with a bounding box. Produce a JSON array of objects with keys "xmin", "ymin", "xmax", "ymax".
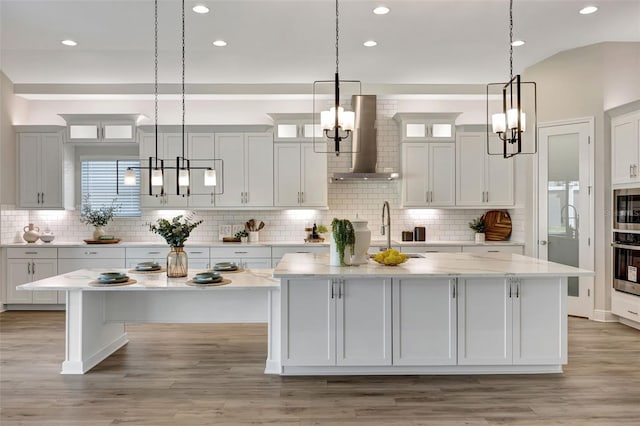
[{"xmin": 167, "ymin": 246, "xmax": 188, "ymax": 277}]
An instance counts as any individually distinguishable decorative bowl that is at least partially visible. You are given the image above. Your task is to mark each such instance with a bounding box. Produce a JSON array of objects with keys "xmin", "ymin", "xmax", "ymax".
[{"xmin": 39, "ymin": 234, "xmax": 55, "ymax": 243}]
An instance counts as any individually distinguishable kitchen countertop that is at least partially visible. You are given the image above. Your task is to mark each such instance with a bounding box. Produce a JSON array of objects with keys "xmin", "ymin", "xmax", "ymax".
[{"xmin": 273, "ymin": 252, "xmax": 593, "ymax": 279}]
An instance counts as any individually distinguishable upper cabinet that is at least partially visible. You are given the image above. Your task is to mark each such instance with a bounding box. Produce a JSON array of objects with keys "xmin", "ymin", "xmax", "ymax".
[
  {"xmin": 393, "ymin": 113, "xmax": 461, "ymax": 142},
  {"xmin": 274, "ymin": 142, "xmax": 328, "ymax": 208},
  {"xmin": 401, "ymin": 142, "xmax": 455, "ymax": 207},
  {"xmin": 215, "ymin": 132, "xmax": 274, "ymax": 207},
  {"xmin": 268, "ymin": 113, "xmax": 323, "ymax": 142},
  {"xmin": 456, "ymin": 129, "xmax": 514, "ymax": 207},
  {"xmin": 611, "ymin": 110, "xmax": 640, "ymax": 186},
  {"xmin": 59, "ymin": 114, "xmax": 140, "ymax": 143},
  {"xmin": 16, "ymin": 128, "xmax": 65, "ymax": 209}
]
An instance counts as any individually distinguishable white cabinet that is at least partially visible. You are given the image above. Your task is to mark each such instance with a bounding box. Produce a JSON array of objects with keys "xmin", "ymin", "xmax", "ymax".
[
  {"xmin": 462, "ymin": 245, "xmax": 524, "ymax": 255},
  {"xmin": 269, "ymin": 114, "xmax": 323, "ymax": 142},
  {"xmin": 274, "ymin": 143, "xmax": 327, "ymax": 207},
  {"xmin": 61, "ymin": 114, "xmax": 137, "ymax": 143},
  {"xmin": 456, "ymin": 131, "xmax": 514, "ymax": 207},
  {"xmin": 393, "ymin": 113, "xmax": 460, "ymax": 142},
  {"xmin": 457, "ymin": 277, "xmax": 566, "ymax": 365},
  {"xmin": 392, "ymin": 278, "xmax": 457, "ymax": 365},
  {"xmin": 187, "ymin": 133, "xmax": 217, "ymax": 208},
  {"xmin": 126, "ymin": 246, "xmax": 210, "ymax": 269},
  {"xmin": 400, "ymin": 245, "xmax": 462, "ymax": 253},
  {"xmin": 611, "ymin": 110, "xmax": 640, "ymax": 185},
  {"xmin": 6, "ymin": 248, "xmax": 58, "ymax": 304},
  {"xmin": 210, "ymin": 246, "xmax": 272, "ymax": 270},
  {"xmin": 282, "ymin": 278, "xmax": 392, "ymax": 366},
  {"xmin": 215, "ymin": 133, "xmax": 274, "ymax": 207},
  {"xmin": 401, "ymin": 142, "xmax": 455, "ymax": 207},
  {"xmin": 17, "ymin": 131, "xmax": 64, "ymax": 209}
]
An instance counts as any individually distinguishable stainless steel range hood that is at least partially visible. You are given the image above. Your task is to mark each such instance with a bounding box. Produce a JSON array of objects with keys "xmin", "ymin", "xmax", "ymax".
[{"xmin": 331, "ymin": 95, "xmax": 399, "ymax": 182}]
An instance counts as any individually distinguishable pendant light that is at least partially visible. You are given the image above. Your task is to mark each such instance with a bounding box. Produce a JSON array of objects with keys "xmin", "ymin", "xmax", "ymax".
[
  {"xmin": 486, "ymin": 0, "xmax": 537, "ymax": 158},
  {"xmin": 150, "ymin": 0, "xmax": 164, "ymax": 193},
  {"xmin": 313, "ymin": 0, "xmax": 361, "ymax": 157},
  {"xmin": 176, "ymin": 0, "xmax": 190, "ymax": 196}
]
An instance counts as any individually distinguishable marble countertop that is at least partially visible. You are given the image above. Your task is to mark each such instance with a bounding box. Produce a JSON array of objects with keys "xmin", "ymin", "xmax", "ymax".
[
  {"xmin": 18, "ymin": 268, "xmax": 279, "ymax": 291},
  {"xmin": 273, "ymin": 253, "xmax": 593, "ymax": 279}
]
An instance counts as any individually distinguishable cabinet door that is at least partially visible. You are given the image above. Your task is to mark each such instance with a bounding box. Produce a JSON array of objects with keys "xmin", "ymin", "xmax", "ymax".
[
  {"xmin": 6, "ymin": 260, "xmax": 33, "ymax": 303},
  {"xmin": 611, "ymin": 115, "xmax": 639, "ymax": 185},
  {"xmin": 513, "ymin": 278, "xmax": 566, "ymax": 365},
  {"xmin": 429, "ymin": 143, "xmax": 456, "ymax": 206},
  {"xmin": 215, "ymin": 133, "xmax": 245, "ymax": 206},
  {"xmin": 336, "ymin": 278, "xmax": 392, "ymax": 366},
  {"xmin": 163, "ymin": 133, "xmax": 189, "ymax": 207},
  {"xmin": 401, "ymin": 143, "xmax": 429, "ymax": 206},
  {"xmin": 300, "ymin": 144, "xmax": 327, "ymax": 207},
  {"xmin": 456, "ymin": 132, "xmax": 485, "ymax": 206},
  {"xmin": 274, "ymin": 143, "xmax": 301, "ymax": 206},
  {"xmin": 457, "ymin": 278, "xmax": 512, "ymax": 365},
  {"xmin": 18, "ymin": 134, "xmax": 42, "ymax": 208},
  {"xmin": 38, "ymin": 133, "xmax": 63, "ymax": 208},
  {"xmin": 31, "ymin": 259, "xmax": 58, "ymax": 304},
  {"xmin": 282, "ymin": 279, "xmax": 335, "ymax": 366},
  {"xmin": 245, "ymin": 133, "xmax": 274, "ymax": 207},
  {"xmin": 241, "ymin": 258, "xmax": 272, "ymax": 269},
  {"xmin": 188, "ymin": 133, "xmax": 216, "ymax": 208},
  {"xmin": 392, "ymin": 278, "xmax": 457, "ymax": 365},
  {"xmin": 485, "ymin": 142, "xmax": 514, "ymax": 206}
]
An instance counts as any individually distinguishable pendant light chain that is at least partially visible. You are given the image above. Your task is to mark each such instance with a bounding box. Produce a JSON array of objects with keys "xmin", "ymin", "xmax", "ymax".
[
  {"xmin": 335, "ymin": 0, "xmax": 339, "ymax": 75},
  {"xmin": 509, "ymin": 0, "xmax": 513, "ymax": 81},
  {"xmin": 154, "ymin": 0, "xmax": 159, "ymax": 169},
  {"xmin": 181, "ymin": 0, "xmax": 186, "ymax": 156}
]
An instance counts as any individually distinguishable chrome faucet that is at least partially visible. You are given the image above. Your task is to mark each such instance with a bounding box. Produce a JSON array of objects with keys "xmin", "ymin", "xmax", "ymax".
[
  {"xmin": 381, "ymin": 201, "xmax": 391, "ymax": 250},
  {"xmin": 560, "ymin": 204, "xmax": 579, "ymax": 237}
]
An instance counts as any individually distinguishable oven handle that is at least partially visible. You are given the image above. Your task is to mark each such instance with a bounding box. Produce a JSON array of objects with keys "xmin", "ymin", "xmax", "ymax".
[{"xmin": 612, "ymin": 243, "xmax": 640, "ymax": 250}]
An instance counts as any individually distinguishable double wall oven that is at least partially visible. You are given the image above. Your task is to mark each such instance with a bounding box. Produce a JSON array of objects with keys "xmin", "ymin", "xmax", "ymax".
[{"xmin": 613, "ymin": 189, "xmax": 640, "ymax": 296}]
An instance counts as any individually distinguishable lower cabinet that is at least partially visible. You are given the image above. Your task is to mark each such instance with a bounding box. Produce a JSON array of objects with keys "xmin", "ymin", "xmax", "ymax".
[
  {"xmin": 6, "ymin": 248, "xmax": 58, "ymax": 304},
  {"xmin": 210, "ymin": 246, "xmax": 272, "ymax": 270},
  {"xmin": 392, "ymin": 278, "xmax": 457, "ymax": 365},
  {"xmin": 282, "ymin": 278, "xmax": 392, "ymax": 366},
  {"xmin": 457, "ymin": 277, "xmax": 566, "ymax": 365}
]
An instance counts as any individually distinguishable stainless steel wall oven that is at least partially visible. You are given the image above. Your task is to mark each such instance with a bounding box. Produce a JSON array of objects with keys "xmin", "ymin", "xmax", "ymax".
[
  {"xmin": 614, "ymin": 188, "xmax": 640, "ymax": 231},
  {"xmin": 613, "ymin": 231, "xmax": 640, "ymax": 296}
]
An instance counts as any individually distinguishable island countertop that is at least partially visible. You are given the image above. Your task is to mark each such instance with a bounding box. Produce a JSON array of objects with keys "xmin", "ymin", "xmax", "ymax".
[{"xmin": 273, "ymin": 252, "xmax": 593, "ymax": 278}]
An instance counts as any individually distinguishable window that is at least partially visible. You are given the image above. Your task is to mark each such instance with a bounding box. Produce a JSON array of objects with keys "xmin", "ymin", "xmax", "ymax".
[{"xmin": 81, "ymin": 160, "xmax": 141, "ymax": 217}]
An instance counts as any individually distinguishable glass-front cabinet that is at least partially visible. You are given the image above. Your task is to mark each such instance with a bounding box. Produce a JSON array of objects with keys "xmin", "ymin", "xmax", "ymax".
[
  {"xmin": 59, "ymin": 114, "xmax": 140, "ymax": 143},
  {"xmin": 393, "ymin": 113, "xmax": 461, "ymax": 142},
  {"xmin": 269, "ymin": 113, "xmax": 323, "ymax": 142}
]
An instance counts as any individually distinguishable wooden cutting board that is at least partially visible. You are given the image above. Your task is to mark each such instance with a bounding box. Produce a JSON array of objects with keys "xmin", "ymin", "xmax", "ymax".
[{"xmin": 482, "ymin": 210, "xmax": 512, "ymax": 241}]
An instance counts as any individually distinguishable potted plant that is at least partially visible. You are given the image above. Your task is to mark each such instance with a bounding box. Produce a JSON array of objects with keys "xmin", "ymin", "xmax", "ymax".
[
  {"xmin": 469, "ymin": 216, "xmax": 486, "ymax": 243},
  {"xmin": 80, "ymin": 196, "xmax": 120, "ymax": 240},
  {"xmin": 149, "ymin": 213, "xmax": 203, "ymax": 277},
  {"xmin": 235, "ymin": 229, "xmax": 249, "ymax": 243},
  {"xmin": 330, "ymin": 218, "xmax": 355, "ymax": 266}
]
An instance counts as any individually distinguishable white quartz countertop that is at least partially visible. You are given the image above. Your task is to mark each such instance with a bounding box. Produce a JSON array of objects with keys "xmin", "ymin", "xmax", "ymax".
[
  {"xmin": 18, "ymin": 268, "xmax": 279, "ymax": 291},
  {"xmin": 273, "ymin": 253, "xmax": 593, "ymax": 278}
]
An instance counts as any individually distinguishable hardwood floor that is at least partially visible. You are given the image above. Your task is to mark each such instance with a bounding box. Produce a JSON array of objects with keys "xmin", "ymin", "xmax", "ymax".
[{"xmin": 1, "ymin": 312, "xmax": 639, "ymax": 425}]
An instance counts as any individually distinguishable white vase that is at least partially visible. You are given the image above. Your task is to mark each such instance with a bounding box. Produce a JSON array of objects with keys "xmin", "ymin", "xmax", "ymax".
[
  {"xmin": 475, "ymin": 232, "xmax": 485, "ymax": 243},
  {"xmin": 350, "ymin": 217, "xmax": 371, "ymax": 265},
  {"xmin": 93, "ymin": 226, "xmax": 106, "ymax": 240},
  {"xmin": 23, "ymin": 223, "xmax": 40, "ymax": 243}
]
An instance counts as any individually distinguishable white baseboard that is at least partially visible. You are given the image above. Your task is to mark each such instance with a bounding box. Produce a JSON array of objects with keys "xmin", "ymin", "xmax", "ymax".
[{"xmin": 592, "ymin": 309, "xmax": 618, "ymax": 322}]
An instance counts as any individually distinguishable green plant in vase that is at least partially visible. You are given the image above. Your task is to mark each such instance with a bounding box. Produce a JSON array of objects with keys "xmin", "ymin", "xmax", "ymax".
[
  {"xmin": 469, "ymin": 215, "xmax": 486, "ymax": 243},
  {"xmin": 331, "ymin": 218, "xmax": 355, "ymax": 266},
  {"xmin": 79, "ymin": 195, "xmax": 120, "ymax": 240},
  {"xmin": 149, "ymin": 213, "xmax": 203, "ymax": 277}
]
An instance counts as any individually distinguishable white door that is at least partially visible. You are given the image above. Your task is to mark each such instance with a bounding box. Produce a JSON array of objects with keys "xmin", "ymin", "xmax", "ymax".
[
  {"xmin": 300, "ymin": 143, "xmax": 327, "ymax": 207},
  {"xmin": 538, "ymin": 120, "xmax": 594, "ymax": 318},
  {"xmin": 18, "ymin": 134, "xmax": 41, "ymax": 208},
  {"xmin": 392, "ymin": 278, "xmax": 456, "ymax": 365},
  {"xmin": 39, "ymin": 133, "xmax": 63, "ymax": 208},
  {"xmin": 31, "ymin": 259, "xmax": 58, "ymax": 304},
  {"xmin": 6, "ymin": 259, "xmax": 33, "ymax": 303},
  {"xmin": 245, "ymin": 133, "xmax": 274, "ymax": 207},
  {"xmin": 274, "ymin": 143, "xmax": 301, "ymax": 206},
  {"xmin": 611, "ymin": 113, "xmax": 639, "ymax": 185},
  {"xmin": 336, "ymin": 278, "xmax": 392, "ymax": 366},
  {"xmin": 401, "ymin": 143, "xmax": 429, "ymax": 206},
  {"xmin": 215, "ymin": 133, "xmax": 245, "ymax": 206},
  {"xmin": 282, "ymin": 279, "xmax": 335, "ymax": 366},
  {"xmin": 429, "ymin": 143, "xmax": 456, "ymax": 206}
]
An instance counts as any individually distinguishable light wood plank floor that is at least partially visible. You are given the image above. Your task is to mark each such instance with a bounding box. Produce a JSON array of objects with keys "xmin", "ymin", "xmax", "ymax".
[{"xmin": 1, "ymin": 312, "xmax": 639, "ymax": 425}]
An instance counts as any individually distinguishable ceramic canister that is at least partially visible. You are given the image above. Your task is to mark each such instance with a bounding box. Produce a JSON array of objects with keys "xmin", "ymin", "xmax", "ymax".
[{"xmin": 350, "ymin": 216, "xmax": 371, "ymax": 265}]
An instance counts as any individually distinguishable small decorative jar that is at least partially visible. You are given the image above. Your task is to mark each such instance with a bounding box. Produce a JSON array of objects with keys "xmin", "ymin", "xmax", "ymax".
[
  {"xmin": 93, "ymin": 226, "xmax": 106, "ymax": 240},
  {"xmin": 23, "ymin": 224, "xmax": 40, "ymax": 243},
  {"xmin": 167, "ymin": 246, "xmax": 188, "ymax": 277},
  {"xmin": 248, "ymin": 231, "xmax": 260, "ymax": 243}
]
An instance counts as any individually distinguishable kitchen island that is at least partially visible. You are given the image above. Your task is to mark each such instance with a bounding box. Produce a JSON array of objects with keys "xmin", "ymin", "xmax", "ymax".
[{"xmin": 272, "ymin": 252, "xmax": 593, "ymax": 375}]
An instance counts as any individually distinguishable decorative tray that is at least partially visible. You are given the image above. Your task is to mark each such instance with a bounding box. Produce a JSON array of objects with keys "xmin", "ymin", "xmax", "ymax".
[
  {"xmin": 83, "ymin": 239, "xmax": 121, "ymax": 244},
  {"xmin": 304, "ymin": 238, "xmax": 325, "ymax": 243},
  {"xmin": 222, "ymin": 237, "xmax": 241, "ymax": 243}
]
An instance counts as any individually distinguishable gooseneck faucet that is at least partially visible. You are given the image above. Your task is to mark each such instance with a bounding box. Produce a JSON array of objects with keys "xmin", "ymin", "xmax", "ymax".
[{"xmin": 381, "ymin": 201, "xmax": 391, "ymax": 250}]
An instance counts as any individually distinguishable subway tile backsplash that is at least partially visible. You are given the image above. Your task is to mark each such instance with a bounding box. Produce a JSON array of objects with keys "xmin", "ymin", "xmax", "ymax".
[{"xmin": 0, "ymin": 99, "xmax": 524, "ymax": 244}]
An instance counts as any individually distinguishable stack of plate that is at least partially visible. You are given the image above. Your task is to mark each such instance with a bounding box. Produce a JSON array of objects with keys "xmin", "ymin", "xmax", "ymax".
[
  {"xmin": 213, "ymin": 262, "xmax": 238, "ymax": 272},
  {"xmin": 193, "ymin": 271, "xmax": 223, "ymax": 284},
  {"xmin": 97, "ymin": 272, "xmax": 129, "ymax": 284},
  {"xmin": 135, "ymin": 262, "xmax": 161, "ymax": 272}
]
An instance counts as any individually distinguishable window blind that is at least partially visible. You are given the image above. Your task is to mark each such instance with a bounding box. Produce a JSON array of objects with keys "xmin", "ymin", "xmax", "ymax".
[{"xmin": 81, "ymin": 160, "xmax": 141, "ymax": 217}]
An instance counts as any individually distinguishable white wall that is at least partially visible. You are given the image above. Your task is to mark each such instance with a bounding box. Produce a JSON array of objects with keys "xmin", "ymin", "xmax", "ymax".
[{"xmin": 1, "ymin": 70, "xmax": 28, "ymax": 206}]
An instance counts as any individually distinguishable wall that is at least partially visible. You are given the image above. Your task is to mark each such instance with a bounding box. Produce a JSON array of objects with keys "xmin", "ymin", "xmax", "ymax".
[
  {"xmin": 1, "ymin": 97, "xmax": 525, "ymax": 245},
  {"xmin": 523, "ymin": 41, "xmax": 640, "ymax": 321}
]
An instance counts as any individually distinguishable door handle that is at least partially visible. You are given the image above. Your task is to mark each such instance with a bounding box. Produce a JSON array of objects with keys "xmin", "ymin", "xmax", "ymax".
[{"xmin": 539, "ymin": 240, "xmax": 548, "ymax": 245}]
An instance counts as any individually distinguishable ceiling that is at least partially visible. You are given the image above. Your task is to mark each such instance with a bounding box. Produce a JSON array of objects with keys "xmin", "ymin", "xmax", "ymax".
[{"xmin": 1, "ymin": 0, "xmax": 639, "ymax": 92}]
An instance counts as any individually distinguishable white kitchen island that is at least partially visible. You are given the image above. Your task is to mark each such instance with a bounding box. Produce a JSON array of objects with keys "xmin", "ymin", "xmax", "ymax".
[
  {"xmin": 18, "ymin": 269, "xmax": 281, "ymax": 375},
  {"xmin": 273, "ymin": 252, "xmax": 593, "ymax": 376}
]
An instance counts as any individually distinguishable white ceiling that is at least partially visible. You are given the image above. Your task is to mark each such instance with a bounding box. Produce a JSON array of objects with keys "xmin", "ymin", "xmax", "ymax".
[{"xmin": 1, "ymin": 0, "xmax": 639, "ymax": 92}]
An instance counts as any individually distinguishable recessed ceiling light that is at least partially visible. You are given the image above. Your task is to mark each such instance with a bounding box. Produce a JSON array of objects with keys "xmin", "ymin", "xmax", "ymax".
[
  {"xmin": 364, "ymin": 40, "xmax": 377, "ymax": 47},
  {"xmin": 212, "ymin": 40, "xmax": 227, "ymax": 47},
  {"xmin": 61, "ymin": 39, "xmax": 77, "ymax": 47},
  {"xmin": 579, "ymin": 6, "xmax": 598, "ymax": 15},
  {"xmin": 511, "ymin": 40, "xmax": 525, "ymax": 47},
  {"xmin": 373, "ymin": 6, "xmax": 390, "ymax": 15},
  {"xmin": 192, "ymin": 5, "xmax": 209, "ymax": 14}
]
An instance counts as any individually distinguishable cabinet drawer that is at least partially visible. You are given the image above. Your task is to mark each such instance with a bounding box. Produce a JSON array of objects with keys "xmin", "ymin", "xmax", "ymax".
[
  {"xmin": 210, "ymin": 246, "xmax": 271, "ymax": 259},
  {"xmin": 184, "ymin": 247, "xmax": 210, "ymax": 259},
  {"xmin": 58, "ymin": 247, "xmax": 125, "ymax": 259},
  {"xmin": 7, "ymin": 247, "xmax": 57, "ymax": 259},
  {"xmin": 272, "ymin": 245, "xmax": 328, "ymax": 259},
  {"xmin": 58, "ymin": 258, "xmax": 125, "ymax": 274},
  {"xmin": 612, "ymin": 291, "xmax": 640, "ymax": 321},
  {"xmin": 126, "ymin": 247, "xmax": 170, "ymax": 258},
  {"xmin": 462, "ymin": 245, "xmax": 524, "ymax": 254},
  {"xmin": 401, "ymin": 245, "xmax": 462, "ymax": 253}
]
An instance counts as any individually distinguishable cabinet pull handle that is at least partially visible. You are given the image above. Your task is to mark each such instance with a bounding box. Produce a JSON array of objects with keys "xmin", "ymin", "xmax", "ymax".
[
  {"xmin": 509, "ymin": 283, "xmax": 512, "ymax": 298},
  {"xmin": 85, "ymin": 251, "xmax": 98, "ymax": 255},
  {"xmin": 516, "ymin": 282, "xmax": 520, "ymax": 298},
  {"xmin": 331, "ymin": 280, "xmax": 335, "ymax": 299},
  {"xmin": 339, "ymin": 279, "xmax": 344, "ymax": 299},
  {"xmin": 628, "ymin": 310, "xmax": 638, "ymax": 316},
  {"xmin": 488, "ymin": 250, "xmax": 499, "ymax": 252},
  {"xmin": 148, "ymin": 251, "xmax": 161, "ymax": 254},
  {"xmin": 41, "ymin": 193, "xmax": 44, "ymax": 204},
  {"xmin": 27, "ymin": 262, "xmax": 31, "ymax": 274},
  {"xmin": 32, "ymin": 262, "xmax": 36, "ymax": 275},
  {"xmin": 190, "ymin": 251, "xmax": 203, "ymax": 254},
  {"xmin": 452, "ymin": 282, "xmax": 456, "ymax": 298},
  {"xmin": 234, "ymin": 251, "xmax": 248, "ymax": 254},
  {"xmin": 631, "ymin": 164, "xmax": 634, "ymax": 178},
  {"xmin": 485, "ymin": 191, "xmax": 489, "ymax": 203},
  {"xmin": 301, "ymin": 192, "xmax": 304, "ymax": 203},
  {"xmin": 37, "ymin": 192, "xmax": 40, "ymax": 204},
  {"xmin": 24, "ymin": 251, "xmax": 38, "ymax": 255}
]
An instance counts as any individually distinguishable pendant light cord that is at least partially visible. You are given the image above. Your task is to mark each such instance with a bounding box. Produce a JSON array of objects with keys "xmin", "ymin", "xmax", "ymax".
[
  {"xmin": 335, "ymin": 0, "xmax": 339, "ymax": 75},
  {"xmin": 509, "ymin": 0, "xmax": 513, "ymax": 81},
  {"xmin": 181, "ymin": 0, "xmax": 186, "ymax": 161},
  {"xmin": 154, "ymin": 0, "xmax": 159, "ymax": 169}
]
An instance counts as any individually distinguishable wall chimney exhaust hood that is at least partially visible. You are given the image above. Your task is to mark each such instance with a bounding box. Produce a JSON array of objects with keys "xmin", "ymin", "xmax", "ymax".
[{"xmin": 331, "ymin": 95, "xmax": 399, "ymax": 182}]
